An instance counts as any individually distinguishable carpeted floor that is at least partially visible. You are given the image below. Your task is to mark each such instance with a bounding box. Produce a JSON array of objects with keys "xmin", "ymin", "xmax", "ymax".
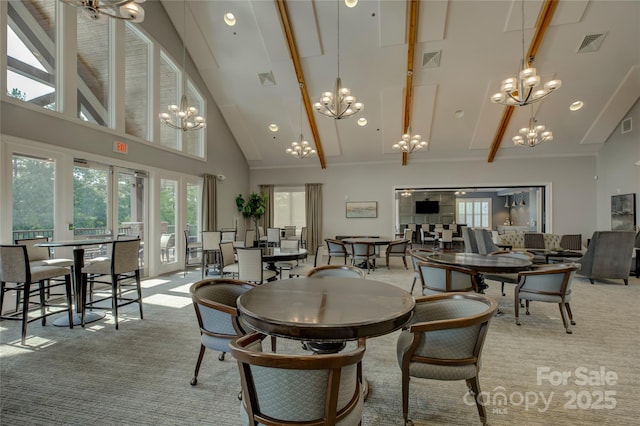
[{"xmin": 1, "ymin": 257, "xmax": 639, "ymax": 425}]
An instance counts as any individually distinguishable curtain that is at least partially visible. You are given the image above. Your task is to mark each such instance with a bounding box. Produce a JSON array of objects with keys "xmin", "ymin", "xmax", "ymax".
[
  {"xmin": 202, "ymin": 174, "xmax": 217, "ymax": 231},
  {"xmin": 305, "ymin": 183, "xmax": 323, "ymax": 255},
  {"xmin": 258, "ymin": 185, "xmax": 274, "ymax": 235}
]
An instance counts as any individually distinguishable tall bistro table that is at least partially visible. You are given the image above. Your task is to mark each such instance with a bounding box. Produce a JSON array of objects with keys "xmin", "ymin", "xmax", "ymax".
[
  {"xmin": 237, "ymin": 277, "xmax": 415, "ymax": 397},
  {"xmin": 36, "ymin": 238, "xmax": 117, "ymax": 326}
]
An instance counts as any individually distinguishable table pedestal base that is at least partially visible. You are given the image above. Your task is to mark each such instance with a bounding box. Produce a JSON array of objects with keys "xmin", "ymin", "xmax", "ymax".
[{"xmin": 53, "ymin": 311, "xmax": 105, "ymax": 327}]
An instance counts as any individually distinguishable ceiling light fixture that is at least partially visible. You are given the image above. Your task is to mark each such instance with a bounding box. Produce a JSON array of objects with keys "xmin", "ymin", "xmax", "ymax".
[
  {"xmin": 393, "ymin": 129, "xmax": 428, "ymax": 154},
  {"xmin": 286, "ymin": 98, "xmax": 316, "ymax": 159},
  {"xmin": 490, "ymin": 0, "xmax": 561, "ymax": 106},
  {"xmin": 159, "ymin": 1, "xmax": 206, "ymax": 132},
  {"xmin": 224, "ymin": 12, "xmax": 236, "ymax": 26},
  {"xmin": 357, "ymin": 117, "xmax": 367, "ymax": 126},
  {"xmin": 60, "ymin": 0, "xmax": 145, "ymax": 22},
  {"xmin": 269, "ymin": 124, "xmax": 279, "ymax": 132},
  {"xmin": 345, "ymin": 0, "xmax": 358, "ymax": 8},
  {"xmin": 400, "ymin": 189, "xmax": 414, "ymax": 198},
  {"xmin": 314, "ymin": 1, "xmax": 363, "ymax": 119},
  {"xmin": 569, "ymin": 101, "xmax": 584, "ymax": 111},
  {"xmin": 512, "ymin": 106, "xmax": 553, "ymax": 147},
  {"xmin": 519, "ymin": 192, "xmax": 527, "ymax": 206}
]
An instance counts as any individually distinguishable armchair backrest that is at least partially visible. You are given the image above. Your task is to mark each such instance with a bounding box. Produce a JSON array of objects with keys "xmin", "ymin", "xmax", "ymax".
[
  {"xmin": 387, "ymin": 239, "xmax": 409, "ymax": 255},
  {"xmin": 307, "ymin": 265, "xmax": 365, "ymax": 278},
  {"xmin": 283, "ymin": 226, "xmax": 296, "ymax": 238},
  {"xmin": 517, "ymin": 264, "xmax": 579, "ymax": 296},
  {"xmin": 325, "ymin": 239, "xmax": 347, "ymax": 256},
  {"xmin": 280, "ymin": 239, "xmax": 299, "ymax": 251},
  {"xmin": 461, "ymin": 227, "xmax": 478, "ymax": 253},
  {"xmin": 559, "ymin": 234, "xmax": 582, "ymax": 251},
  {"xmin": 266, "ymin": 228, "xmax": 281, "ymax": 245},
  {"xmin": 350, "ymin": 242, "xmax": 375, "ymax": 259},
  {"xmin": 231, "ymin": 332, "xmax": 365, "ymax": 425},
  {"xmin": 221, "ymin": 230, "xmax": 236, "ymax": 243},
  {"xmin": 577, "ymin": 231, "xmax": 635, "ymax": 279},
  {"xmin": 202, "ymin": 231, "xmax": 221, "ymax": 251},
  {"xmin": 190, "ymin": 279, "xmax": 256, "ymax": 347},
  {"xmin": 524, "ymin": 233, "xmax": 546, "ymax": 249},
  {"xmin": 402, "ymin": 293, "xmax": 497, "ymax": 367},
  {"xmin": 417, "ymin": 261, "xmax": 477, "ymax": 293},
  {"xmin": 473, "ymin": 229, "xmax": 497, "ymax": 254}
]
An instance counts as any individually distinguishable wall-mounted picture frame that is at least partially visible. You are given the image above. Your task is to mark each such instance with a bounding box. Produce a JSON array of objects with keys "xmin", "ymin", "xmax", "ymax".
[
  {"xmin": 346, "ymin": 201, "xmax": 377, "ymax": 218},
  {"xmin": 611, "ymin": 193, "xmax": 636, "ymax": 231}
]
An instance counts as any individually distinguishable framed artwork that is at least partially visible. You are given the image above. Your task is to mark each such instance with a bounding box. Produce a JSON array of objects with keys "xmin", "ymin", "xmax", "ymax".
[
  {"xmin": 611, "ymin": 193, "xmax": 636, "ymax": 231},
  {"xmin": 346, "ymin": 201, "xmax": 377, "ymax": 218}
]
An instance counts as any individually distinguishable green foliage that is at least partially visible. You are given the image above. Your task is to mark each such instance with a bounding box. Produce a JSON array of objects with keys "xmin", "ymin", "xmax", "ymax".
[
  {"xmin": 8, "ymin": 88, "xmax": 26, "ymax": 101},
  {"xmin": 12, "ymin": 156, "xmax": 54, "ymax": 231},
  {"xmin": 235, "ymin": 192, "xmax": 268, "ymax": 230}
]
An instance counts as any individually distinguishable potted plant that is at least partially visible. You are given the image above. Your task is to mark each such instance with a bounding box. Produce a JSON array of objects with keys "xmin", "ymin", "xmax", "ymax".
[{"xmin": 235, "ymin": 192, "xmax": 268, "ymax": 237}]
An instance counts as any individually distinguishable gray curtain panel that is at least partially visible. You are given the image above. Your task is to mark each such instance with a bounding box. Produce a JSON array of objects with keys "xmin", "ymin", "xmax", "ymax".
[
  {"xmin": 305, "ymin": 183, "xmax": 323, "ymax": 255},
  {"xmin": 258, "ymin": 184, "xmax": 274, "ymax": 230}
]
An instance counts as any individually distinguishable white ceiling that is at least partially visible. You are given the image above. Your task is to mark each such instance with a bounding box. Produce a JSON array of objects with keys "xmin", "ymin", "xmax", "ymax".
[{"xmin": 160, "ymin": 0, "xmax": 640, "ymax": 169}]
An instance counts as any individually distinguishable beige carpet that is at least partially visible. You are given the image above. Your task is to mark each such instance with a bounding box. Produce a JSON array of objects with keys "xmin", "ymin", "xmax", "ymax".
[{"xmin": 1, "ymin": 257, "xmax": 639, "ymax": 425}]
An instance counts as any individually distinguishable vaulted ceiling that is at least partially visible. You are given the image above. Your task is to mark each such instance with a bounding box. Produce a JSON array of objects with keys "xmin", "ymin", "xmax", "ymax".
[{"xmin": 160, "ymin": 0, "xmax": 640, "ymax": 169}]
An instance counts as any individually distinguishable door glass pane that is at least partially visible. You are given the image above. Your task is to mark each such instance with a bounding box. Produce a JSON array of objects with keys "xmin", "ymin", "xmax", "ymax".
[
  {"xmin": 160, "ymin": 179, "xmax": 178, "ymax": 264},
  {"xmin": 186, "ymin": 181, "xmax": 201, "ymax": 242},
  {"xmin": 77, "ymin": 11, "xmax": 109, "ymax": 125},
  {"xmin": 12, "ymin": 154, "xmax": 54, "ymax": 241},
  {"xmin": 73, "ymin": 165, "xmax": 109, "ymax": 238},
  {"xmin": 124, "ymin": 23, "xmax": 149, "ymax": 139},
  {"xmin": 117, "ymin": 170, "xmax": 146, "ymax": 273},
  {"xmin": 6, "ymin": 0, "xmax": 57, "ymax": 109}
]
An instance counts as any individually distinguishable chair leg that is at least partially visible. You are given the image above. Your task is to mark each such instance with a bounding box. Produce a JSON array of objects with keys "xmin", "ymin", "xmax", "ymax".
[
  {"xmin": 191, "ymin": 344, "xmax": 206, "ymax": 386},
  {"xmin": 410, "ymin": 277, "xmax": 417, "ymax": 294},
  {"xmin": 402, "ymin": 256, "xmax": 408, "ymax": 270},
  {"xmin": 525, "ymin": 300, "xmax": 530, "ymax": 315},
  {"xmin": 21, "ymin": 282, "xmax": 30, "ymax": 345},
  {"xmin": 112, "ymin": 274, "xmax": 119, "ymax": 330},
  {"xmin": 501, "ymin": 282, "xmax": 505, "ymax": 296},
  {"xmin": 401, "ymin": 371, "xmax": 410, "ymax": 426},
  {"xmin": 64, "ymin": 274, "xmax": 74, "ymax": 329},
  {"xmin": 39, "ymin": 280, "xmax": 46, "ymax": 326},
  {"xmin": 466, "ymin": 377, "xmax": 488, "ymax": 425},
  {"xmin": 558, "ymin": 303, "xmax": 572, "ymax": 334},
  {"xmin": 514, "ymin": 291, "xmax": 521, "ymax": 326},
  {"xmin": 565, "ymin": 302, "xmax": 575, "ymax": 325},
  {"xmin": 136, "ymin": 270, "xmax": 144, "ymax": 320}
]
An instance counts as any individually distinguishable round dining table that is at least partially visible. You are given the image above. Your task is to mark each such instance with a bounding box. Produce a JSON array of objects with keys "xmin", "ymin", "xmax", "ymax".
[
  {"xmin": 237, "ymin": 276, "xmax": 415, "ymax": 342},
  {"xmin": 421, "ymin": 252, "xmax": 532, "ymax": 274}
]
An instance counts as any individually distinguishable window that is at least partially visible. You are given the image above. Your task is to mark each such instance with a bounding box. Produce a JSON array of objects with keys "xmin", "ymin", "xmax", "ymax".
[
  {"xmin": 77, "ymin": 10, "xmax": 110, "ymax": 126},
  {"xmin": 73, "ymin": 163, "xmax": 109, "ymax": 237},
  {"xmin": 6, "ymin": 0, "xmax": 57, "ymax": 109},
  {"xmin": 12, "ymin": 154, "xmax": 55, "ymax": 240},
  {"xmin": 124, "ymin": 23, "xmax": 150, "ymax": 139},
  {"xmin": 457, "ymin": 198, "xmax": 491, "ymax": 228},
  {"xmin": 274, "ymin": 187, "xmax": 305, "ymax": 231},
  {"xmin": 159, "ymin": 51, "xmax": 179, "ymax": 151},
  {"xmin": 183, "ymin": 80, "xmax": 205, "ymax": 157}
]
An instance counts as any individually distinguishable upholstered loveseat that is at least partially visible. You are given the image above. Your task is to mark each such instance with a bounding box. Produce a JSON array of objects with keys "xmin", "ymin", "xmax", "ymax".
[{"xmin": 498, "ymin": 233, "xmax": 584, "ymax": 252}]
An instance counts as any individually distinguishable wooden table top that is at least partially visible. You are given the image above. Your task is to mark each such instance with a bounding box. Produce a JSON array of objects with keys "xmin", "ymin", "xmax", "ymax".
[
  {"xmin": 260, "ymin": 247, "xmax": 308, "ymax": 262},
  {"xmin": 342, "ymin": 237, "xmax": 393, "ymax": 245},
  {"xmin": 237, "ymin": 277, "xmax": 415, "ymax": 342},
  {"xmin": 420, "ymin": 252, "xmax": 531, "ymax": 273}
]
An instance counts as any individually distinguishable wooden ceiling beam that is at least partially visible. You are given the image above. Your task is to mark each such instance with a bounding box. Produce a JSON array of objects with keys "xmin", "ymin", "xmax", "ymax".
[
  {"xmin": 275, "ymin": 0, "xmax": 326, "ymax": 169},
  {"xmin": 487, "ymin": 0, "xmax": 559, "ymax": 163},
  {"xmin": 402, "ymin": 0, "xmax": 420, "ymax": 166}
]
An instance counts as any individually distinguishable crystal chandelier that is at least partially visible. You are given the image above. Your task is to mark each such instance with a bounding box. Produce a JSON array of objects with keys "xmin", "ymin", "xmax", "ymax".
[
  {"xmin": 490, "ymin": 0, "xmax": 560, "ymax": 106},
  {"xmin": 393, "ymin": 130, "xmax": 428, "ymax": 154},
  {"xmin": 513, "ymin": 108, "xmax": 553, "ymax": 147},
  {"xmin": 60, "ymin": 0, "xmax": 145, "ymax": 22},
  {"xmin": 159, "ymin": 1, "xmax": 206, "ymax": 132},
  {"xmin": 313, "ymin": 1, "xmax": 363, "ymax": 119}
]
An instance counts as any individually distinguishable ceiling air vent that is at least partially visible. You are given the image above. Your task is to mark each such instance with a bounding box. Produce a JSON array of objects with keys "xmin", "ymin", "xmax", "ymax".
[
  {"xmin": 621, "ymin": 117, "xmax": 632, "ymax": 134},
  {"xmin": 422, "ymin": 50, "xmax": 441, "ymax": 68},
  {"xmin": 577, "ymin": 33, "xmax": 606, "ymax": 53},
  {"xmin": 258, "ymin": 71, "xmax": 276, "ymax": 87}
]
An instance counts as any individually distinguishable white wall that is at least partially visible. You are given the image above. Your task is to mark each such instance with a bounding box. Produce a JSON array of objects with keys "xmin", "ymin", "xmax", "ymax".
[
  {"xmin": 251, "ymin": 155, "xmax": 597, "ymax": 241},
  {"xmin": 596, "ymin": 99, "xmax": 640, "ymax": 231}
]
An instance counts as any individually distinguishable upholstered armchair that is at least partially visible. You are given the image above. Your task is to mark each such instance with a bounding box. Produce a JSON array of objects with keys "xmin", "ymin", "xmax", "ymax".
[
  {"xmin": 461, "ymin": 227, "xmax": 478, "ymax": 253},
  {"xmin": 514, "ymin": 263, "xmax": 580, "ymax": 333},
  {"xmin": 325, "ymin": 239, "xmax": 348, "ymax": 265},
  {"xmin": 232, "ymin": 332, "xmax": 365, "ymax": 425},
  {"xmin": 386, "ymin": 239, "xmax": 410, "ymax": 269},
  {"xmin": 417, "ymin": 261, "xmax": 478, "ymax": 294},
  {"xmin": 574, "ymin": 231, "xmax": 635, "ymax": 285},
  {"xmin": 396, "ymin": 293, "xmax": 498, "ymax": 425}
]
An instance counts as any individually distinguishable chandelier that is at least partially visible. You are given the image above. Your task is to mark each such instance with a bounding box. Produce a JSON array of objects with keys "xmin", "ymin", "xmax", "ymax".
[
  {"xmin": 60, "ymin": 0, "xmax": 145, "ymax": 22},
  {"xmin": 286, "ymin": 137, "xmax": 316, "ymax": 159},
  {"xmin": 513, "ymin": 108, "xmax": 553, "ymax": 147},
  {"xmin": 392, "ymin": 130, "xmax": 427, "ymax": 153},
  {"xmin": 159, "ymin": 1, "xmax": 206, "ymax": 132},
  {"xmin": 490, "ymin": 0, "xmax": 560, "ymax": 106},
  {"xmin": 313, "ymin": 1, "xmax": 363, "ymax": 119},
  {"xmin": 400, "ymin": 189, "xmax": 414, "ymax": 198}
]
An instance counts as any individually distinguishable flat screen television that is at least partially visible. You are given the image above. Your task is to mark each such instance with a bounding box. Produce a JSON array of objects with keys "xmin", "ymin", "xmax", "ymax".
[{"xmin": 416, "ymin": 200, "xmax": 439, "ymax": 214}]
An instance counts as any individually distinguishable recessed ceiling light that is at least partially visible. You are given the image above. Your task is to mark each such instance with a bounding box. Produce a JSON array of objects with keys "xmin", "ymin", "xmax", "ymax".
[
  {"xmin": 268, "ymin": 124, "xmax": 278, "ymax": 132},
  {"xmin": 345, "ymin": 0, "xmax": 358, "ymax": 8},
  {"xmin": 224, "ymin": 12, "xmax": 236, "ymax": 26},
  {"xmin": 357, "ymin": 117, "xmax": 367, "ymax": 126},
  {"xmin": 454, "ymin": 109, "xmax": 465, "ymax": 118},
  {"xmin": 570, "ymin": 101, "xmax": 584, "ymax": 111}
]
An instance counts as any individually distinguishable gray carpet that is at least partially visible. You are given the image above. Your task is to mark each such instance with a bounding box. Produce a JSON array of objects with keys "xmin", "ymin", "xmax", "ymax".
[{"xmin": 1, "ymin": 258, "xmax": 639, "ymax": 425}]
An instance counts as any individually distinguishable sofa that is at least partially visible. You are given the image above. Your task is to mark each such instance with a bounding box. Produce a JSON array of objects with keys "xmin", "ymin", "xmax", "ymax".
[{"xmin": 498, "ymin": 233, "xmax": 584, "ymax": 252}]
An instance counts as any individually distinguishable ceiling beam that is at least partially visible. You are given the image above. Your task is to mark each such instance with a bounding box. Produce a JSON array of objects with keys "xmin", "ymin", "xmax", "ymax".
[
  {"xmin": 401, "ymin": 0, "xmax": 420, "ymax": 166},
  {"xmin": 487, "ymin": 0, "xmax": 559, "ymax": 163},
  {"xmin": 275, "ymin": 0, "xmax": 327, "ymax": 169}
]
